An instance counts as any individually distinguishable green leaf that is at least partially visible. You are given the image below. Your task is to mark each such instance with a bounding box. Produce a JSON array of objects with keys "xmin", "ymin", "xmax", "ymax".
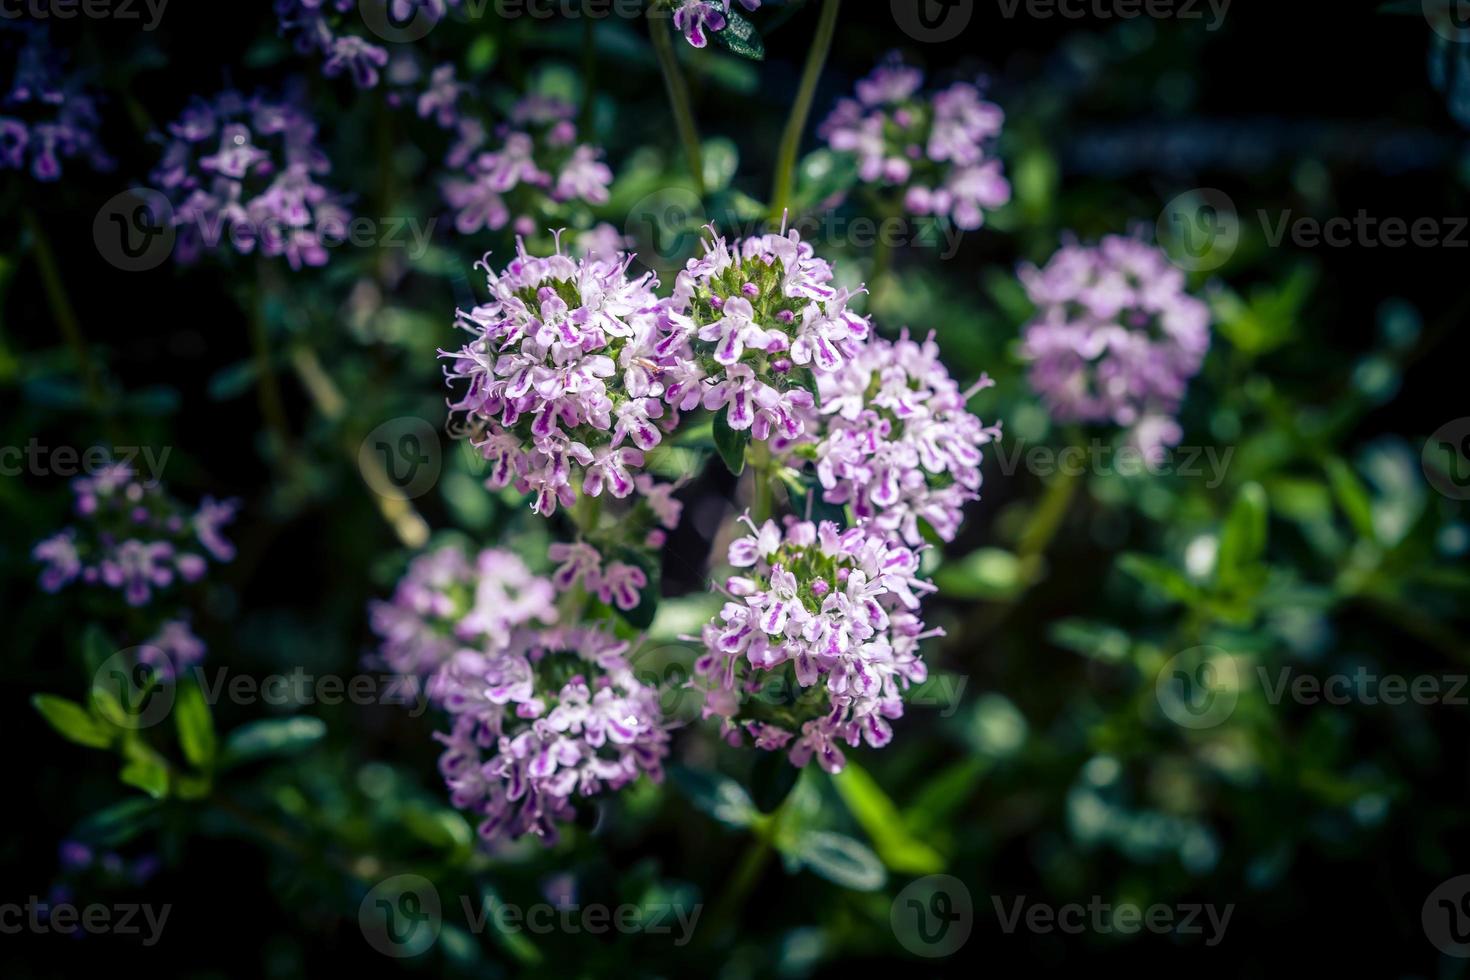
[
  {"xmin": 219, "ymin": 716, "xmax": 326, "ymax": 769},
  {"xmin": 713, "ymin": 405, "xmax": 750, "ymax": 476},
  {"xmin": 831, "ymin": 764, "xmax": 945, "ymax": 874},
  {"xmin": 934, "ymin": 548, "xmax": 1026, "ymax": 601},
  {"xmin": 1048, "ymin": 619, "xmax": 1132, "ymax": 663},
  {"xmin": 119, "ymin": 743, "xmax": 171, "ymax": 799},
  {"xmin": 1217, "ymin": 481, "xmax": 1269, "ymax": 590},
  {"xmin": 749, "ymin": 751, "xmax": 801, "ymax": 813},
  {"xmin": 174, "ymin": 680, "xmax": 217, "ymax": 769},
  {"xmin": 1118, "ymin": 554, "xmax": 1203, "ymax": 606},
  {"xmin": 32, "ymin": 695, "xmax": 113, "ymax": 749},
  {"xmin": 712, "ymin": 9, "xmax": 765, "ymax": 60},
  {"xmin": 1325, "ymin": 457, "xmax": 1378, "ymax": 543},
  {"xmin": 668, "ymin": 765, "xmax": 757, "ymax": 828},
  {"xmin": 702, "ymin": 137, "xmax": 739, "ymax": 192},
  {"xmin": 74, "ymin": 798, "xmax": 161, "ymax": 847},
  {"xmin": 788, "ymin": 831, "xmax": 887, "ymax": 891}
]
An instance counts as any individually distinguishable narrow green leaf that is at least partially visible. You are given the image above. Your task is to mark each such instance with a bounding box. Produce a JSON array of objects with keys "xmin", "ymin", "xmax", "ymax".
[
  {"xmin": 174, "ymin": 680, "xmax": 217, "ymax": 769},
  {"xmin": 32, "ymin": 694, "xmax": 113, "ymax": 749},
  {"xmin": 789, "ymin": 831, "xmax": 887, "ymax": 891},
  {"xmin": 668, "ymin": 765, "xmax": 757, "ymax": 828},
  {"xmin": 1217, "ymin": 481, "xmax": 1269, "ymax": 588},
  {"xmin": 1325, "ymin": 457, "xmax": 1377, "ymax": 543},
  {"xmin": 219, "ymin": 716, "xmax": 326, "ymax": 769},
  {"xmin": 713, "ymin": 405, "xmax": 750, "ymax": 475},
  {"xmin": 1119, "ymin": 554, "xmax": 1203, "ymax": 606},
  {"xmin": 832, "ymin": 764, "xmax": 945, "ymax": 874},
  {"xmin": 74, "ymin": 798, "xmax": 161, "ymax": 847}
]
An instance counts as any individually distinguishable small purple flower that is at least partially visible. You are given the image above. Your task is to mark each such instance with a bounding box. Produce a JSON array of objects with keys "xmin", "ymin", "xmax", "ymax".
[
  {"xmin": 369, "ymin": 544, "xmax": 557, "ymax": 677},
  {"xmin": 694, "ymin": 516, "xmax": 936, "ymax": 772},
  {"xmin": 820, "ymin": 55, "xmax": 1009, "ymax": 233},
  {"xmin": 0, "ymin": 26, "xmax": 112, "ymax": 181},
  {"xmin": 428, "ymin": 624, "xmax": 668, "ymax": 845},
  {"xmin": 674, "ymin": 1, "xmax": 727, "ymax": 48},
  {"xmin": 1019, "ymin": 234, "xmax": 1212, "ymax": 449},
  {"xmin": 33, "ymin": 464, "xmax": 237, "ymax": 624},
  {"xmin": 151, "ymin": 89, "xmax": 349, "ymax": 269}
]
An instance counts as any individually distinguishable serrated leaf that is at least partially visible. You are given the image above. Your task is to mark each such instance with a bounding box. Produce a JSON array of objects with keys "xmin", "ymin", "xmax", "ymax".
[
  {"xmin": 32, "ymin": 694, "xmax": 114, "ymax": 749},
  {"xmin": 713, "ymin": 406, "xmax": 750, "ymax": 475},
  {"xmin": 219, "ymin": 716, "xmax": 326, "ymax": 769}
]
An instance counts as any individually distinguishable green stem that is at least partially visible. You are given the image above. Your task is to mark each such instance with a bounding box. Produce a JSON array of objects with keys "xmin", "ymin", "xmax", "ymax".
[
  {"xmin": 23, "ymin": 206, "xmax": 104, "ymax": 412},
  {"xmin": 865, "ymin": 194, "xmax": 903, "ymax": 313},
  {"xmin": 648, "ymin": 7, "xmax": 705, "ymax": 196},
  {"xmin": 705, "ymin": 797, "xmax": 790, "ymax": 943},
  {"xmin": 749, "ymin": 441, "xmax": 775, "ymax": 523},
  {"xmin": 580, "ymin": 15, "xmax": 598, "ymax": 134},
  {"xmin": 252, "ymin": 263, "xmax": 294, "ymax": 462},
  {"xmin": 768, "ymin": 0, "xmax": 842, "ymax": 225}
]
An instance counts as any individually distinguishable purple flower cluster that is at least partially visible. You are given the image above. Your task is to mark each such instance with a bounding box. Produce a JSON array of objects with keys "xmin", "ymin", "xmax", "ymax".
[
  {"xmin": 441, "ymin": 94, "xmax": 613, "ymax": 238},
  {"xmin": 800, "ymin": 330, "xmax": 1002, "ymax": 546},
  {"xmin": 33, "ymin": 464, "xmax": 238, "ymax": 608},
  {"xmin": 666, "ymin": 228, "xmax": 870, "ymax": 440},
  {"xmin": 694, "ymin": 517, "xmax": 937, "ymax": 773},
  {"xmin": 431, "ymin": 623, "xmax": 668, "ymax": 844},
  {"xmin": 819, "ymin": 55, "xmax": 1009, "ymax": 231},
  {"xmin": 1019, "ymin": 234, "xmax": 1211, "ymax": 454},
  {"xmin": 442, "ymin": 239, "xmax": 675, "ymax": 516},
  {"xmin": 0, "ymin": 27, "xmax": 111, "ymax": 181},
  {"xmin": 34, "ymin": 466, "xmax": 235, "ymax": 674},
  {"xmin": 368, "ymin": 543, "xmax": 557, "ymax": 677},
  {"xmin": 673, "ymin": 0, "xmax": 761, "ymax": 48},
  {"xmin": 275, "ymin": 0, "xmax": 462, "ymax": 87},
  {"xmin": 151, "ymin": 89, "xmax": 350, "ymax": 268},
  {"xmin": 370, "ymin": 543, "xmax": 667, "ymax": 845}
]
